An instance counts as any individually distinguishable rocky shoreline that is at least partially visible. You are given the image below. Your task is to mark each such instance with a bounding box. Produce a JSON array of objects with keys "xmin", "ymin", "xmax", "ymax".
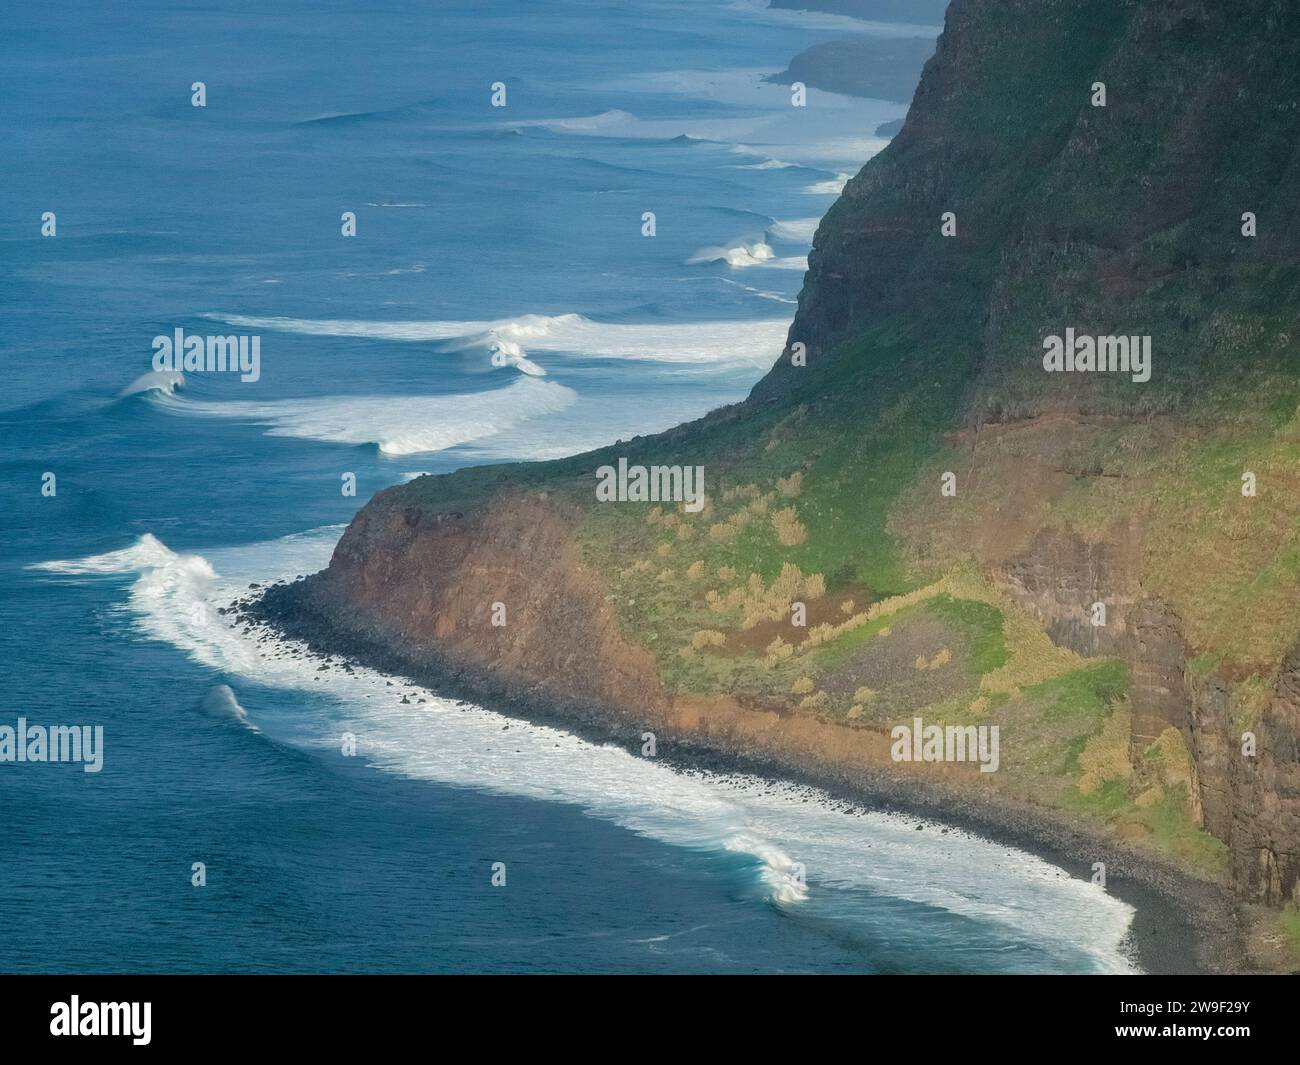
[{"xmin": 243, "ymin": 573, "xmax": 1257, "ymax": 975}]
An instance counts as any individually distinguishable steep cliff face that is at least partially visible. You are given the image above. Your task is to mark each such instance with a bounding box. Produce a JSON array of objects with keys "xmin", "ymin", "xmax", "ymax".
[
  {"xmin": 1231, "ymin": 643, "xmax": 1300, "ymax": 905},
  {"xmin": 268, "ymin": 0, "xmax": 1300, "ymax": 927},
  {"xmin": 311, "ymin": 489, "xmax": 670, "ymax": 721},
  {"xmin": 762, "ymin": 0, "xmax": 1300, "ymax": 419},
  {"xmin": 770, "ymin": 0, "xmax": 1300, "ymax": 910}
]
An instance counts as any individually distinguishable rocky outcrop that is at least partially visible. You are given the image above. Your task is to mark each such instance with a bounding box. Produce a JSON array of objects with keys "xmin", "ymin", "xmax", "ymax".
[
  {"xmin": 1128, "ymin": 598, "xmax": 1193, "ymax": 753},
  {"xmin": 1186, "ymin": 669, "xmax": 1235, "ymax": 844},
  {"xmin": 992, "ymin": 518, "xmax": 1300, "ymax": 904},
  {"xmin": 997, "ymin": 524, "xmax": 1140, "ymax": 658},
  {"xmin": 264, "ymin": 0, "xmax": 1300, "ymax": 926},
  {"xmin": 760, "ymin": 0, "xmax": 1300, "ymax": 419},
  {"xmin": 1233, "ymin": 644, "xmax": 1300, "ymax": 906},
  {"xmin": 317, "ymin": 487, "xmax": 670, "ymax": 722}
]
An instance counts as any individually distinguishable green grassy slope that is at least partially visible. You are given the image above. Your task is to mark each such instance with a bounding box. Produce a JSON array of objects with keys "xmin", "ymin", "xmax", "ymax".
[{"xmin": 380, "ymin": 0, "xmax": 1300, "ymax": 879}]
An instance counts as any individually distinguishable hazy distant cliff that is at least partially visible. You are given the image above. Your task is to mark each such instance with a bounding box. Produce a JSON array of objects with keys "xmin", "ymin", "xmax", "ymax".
[{"xmin": 261, "ymin": 0, "xmax": 1300, "ymax": 960}]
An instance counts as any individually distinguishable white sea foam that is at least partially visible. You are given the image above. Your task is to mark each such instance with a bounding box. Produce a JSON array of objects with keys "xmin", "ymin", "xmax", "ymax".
[
  {"xmin": 769, "ymin": 217, "xmax": 820, "ymax": 243},
  {"xmin": 687, "ymin": 239, "xmax": 806, "ymax": 271},
  {"xmin": 206, "ymin": 311, "xmax": 787, "ymax": 368},
  {"xmin": 32, "ymin": 532, "xmax": 194, "ymax": 576},
  {"xmin": 120, "ymin": 370, "xmax": 185, "ymax": 397},
  {"xmin": 688, "ymin": 240, "xmax": 773, "ymax": 267},
  {"xmin": 529, "ymin": 108, "xmax": 640, "ymax": 133},
  {"xmin": 157, "ymin": 376, "xmax": 577, "ymax": 456},
  {"xmin": 201, "ymin": 684, "xmax": 259, "ymax": 731},
  {"xmin": 713, "ymin": 277, "xmax": 798, "ymax": 305},
  {"xmin": 736, "ymin": 158, "xmax": 794, "ymax": 170},
  {"xmin": 805, "ymin": 172, "xmax": 852, "ymax": 195},
  {"xmin": 511, "ymin": 72, "xmax": 899, "ymax": 170},
  {"xmin": 32, "ymin": 529, "xmax": 1141, "ymax": 972}
]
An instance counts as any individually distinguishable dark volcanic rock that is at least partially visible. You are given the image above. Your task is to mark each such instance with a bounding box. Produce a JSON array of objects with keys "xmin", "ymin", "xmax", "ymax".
[{"xmin": 1233, "ymin": 643, "xmax": 1300, "ymax": 906}]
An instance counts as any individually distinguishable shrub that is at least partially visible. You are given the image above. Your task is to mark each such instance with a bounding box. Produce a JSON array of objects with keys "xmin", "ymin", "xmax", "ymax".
[
  {"xmin": 777, "ymin": 471, "xmax": 804, "ymax": 498},
  {"xmin": 692, "ymin": 629, "xmax": 727, "ymax": 650},
  {"xmin": 772, "ymin": 506, "xmax": 807, "ymax": 546}
]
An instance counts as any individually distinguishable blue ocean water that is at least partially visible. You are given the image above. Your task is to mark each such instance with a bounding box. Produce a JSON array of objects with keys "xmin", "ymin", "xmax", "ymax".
[{"xmin": 0, "ymin": 0, "xmax": 1137, "ymax": 973}]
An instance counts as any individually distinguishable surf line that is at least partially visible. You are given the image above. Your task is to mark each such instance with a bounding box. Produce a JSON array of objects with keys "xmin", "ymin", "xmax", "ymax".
[{"xmin": 0, "ymin": 717, "xmax": 104, "ymax": 773}]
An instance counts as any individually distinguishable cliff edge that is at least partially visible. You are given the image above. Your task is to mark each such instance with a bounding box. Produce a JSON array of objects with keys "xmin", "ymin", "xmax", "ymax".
[{"xmin": 259, "ymin": 0, "xmax": 1300, "ymax": 967}]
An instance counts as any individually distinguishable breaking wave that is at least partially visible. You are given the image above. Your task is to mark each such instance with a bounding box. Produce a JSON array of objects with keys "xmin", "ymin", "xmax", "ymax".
[
  {"xmin": 769, "ymin": 217, "xmax": 820, "ymax": 243},
  {"xmin": 688, "ymin": 239, "xmax": 807, "ymax": 271},
  {"xmin": 30, "ymin": 529, "xmax": 1142, "ymax": 970},
  {"xmin": 206, "ymin": 311, "xmax": 788, "ymax": 368},
  {"xmin": 200, "ymin": 684, "xmax": 259, "ymax": 731},
  {"xmin": 804, "ymin": 173, "xmax": 852, "ymax": 195},
  {"xmin": 156, "ymin": 376, "xmax": 576, "ymax": 457},
  {"xmin": 120, "ymin": 370, "xmax": 185, "ymax": 397}
]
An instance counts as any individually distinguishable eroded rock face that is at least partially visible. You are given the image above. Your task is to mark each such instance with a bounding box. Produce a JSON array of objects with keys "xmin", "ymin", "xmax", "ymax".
[
  {"xmin": 267, "ymin": 0, "xmax": 1300, "ymax": 919},
  {"xmin": 992, "ymin": 522, "xmax": 1300, "ymax": 903},
  {"xmin": 1232, "ymin": 644, "xmax": 1300, "ymax": 906},
  {"xmin": 1128, "ymin": 598, "xmax": 1193, "ymax": 753},
  {"xmin": 323, "ymin": 488, "xmax": 670, "ymax": 722},
  {"xmin": 991, "ymin": 522, "xmax": 1195, "ymax": 755},
  {"xmin": 1186, "ymin": 669, "xmax": 1235, "ymax": 842},
  {"xmin": 997, "ymin": 525, "xmax": 1139, "ymax": 659}
]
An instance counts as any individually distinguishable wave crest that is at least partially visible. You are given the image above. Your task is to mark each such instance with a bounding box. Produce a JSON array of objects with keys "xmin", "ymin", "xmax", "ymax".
[
  {"xmin": 31, "ymin": 528, "xmax": 1140, "ymax": 966},
  {"xmin": 206, "ymin": 311, "xmax": 788, "ymax": 367},
  {"xmin": 200, "ymin": 684, "xmax": 259, "ymax": 731},
  {"xmin": 120, "ymin": 370, "xmax": 185, "ymax": 398},
  {"xmin": 159, "ymin": 376, "xmax": 578, "ymax": 456}
]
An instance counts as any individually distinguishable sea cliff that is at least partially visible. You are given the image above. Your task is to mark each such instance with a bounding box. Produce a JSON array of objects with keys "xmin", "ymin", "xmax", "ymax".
[{"xmin": 255, "ymin": 0, "xmax": 1300, "ymax": 971}]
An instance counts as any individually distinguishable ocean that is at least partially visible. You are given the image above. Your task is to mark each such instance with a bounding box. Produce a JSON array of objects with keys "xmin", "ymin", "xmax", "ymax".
[{"xmin": 0, "ymin": 0, "xmax": 1139, "ymax": 973}]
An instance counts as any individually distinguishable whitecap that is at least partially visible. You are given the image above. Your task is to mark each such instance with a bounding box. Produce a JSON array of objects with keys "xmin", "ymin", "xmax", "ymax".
[
  {"xmin": 688, "ymin": 240, "xmax": 776, "ymax": 267},
  {"xmin": 206, "ymin": 311, "xmax": 788, "ymax": 368},
  {"xmin": 31, "ymin": 529, "xmax": 1142, "ymax": 972},
  {"xmin": 159, "ymin": 376, "xmax": 577, "ymax": 457},
  {"xmin": 769, "ymin": 217, "xmax": 820, "ymax": 243},
  {"xmin": 200, "ymin": 684, "xmax": 259, "ymax": 732},
  {"xmin": 688, "ymin": 239, "xmax": 806, "ymax": 271},
  {"xmin": 120, "ymin": 370, "xmax": 185, "ymax": 398},
  {"xmin": 805, "ymin": 173, "xmax": 852, "ymax": 195}
]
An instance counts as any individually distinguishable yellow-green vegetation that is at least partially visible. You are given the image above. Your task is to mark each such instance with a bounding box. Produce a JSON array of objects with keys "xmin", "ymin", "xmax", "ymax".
[
  {"xmin": 1076, "ymin": 697, "xmax": 1132, "ymax": 796},
  {"xmin": 889, "ymin": 399, "xmax": 1300, "ymax": 676},
  {"xmin": 1279, "ymin": 908, "xmax": 1300, "ymax": 965},
  {"xmin": 1065, "ymin": 705, "xmax": 1228, "ymax": 876},
  {"xmin": 385, "ymin": 0, "xmax": 1300, "ymax": 904},
  {"xmin": 1144, "ymin": 410, "xmax": 1300, "ymax": 672},
  {"xmin": 1230, "ymin": 673, "xmax": 1275, "ymax": 732}
]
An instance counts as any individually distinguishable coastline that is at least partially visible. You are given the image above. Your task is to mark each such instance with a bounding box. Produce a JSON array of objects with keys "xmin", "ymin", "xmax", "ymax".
[
  {"xmin": 243, "ymin": 576, "xmax": 1253, "ymax": 975},
  {"xmin": 764, "ymin": 36, "xmax": 937, "ymax": 103}
]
